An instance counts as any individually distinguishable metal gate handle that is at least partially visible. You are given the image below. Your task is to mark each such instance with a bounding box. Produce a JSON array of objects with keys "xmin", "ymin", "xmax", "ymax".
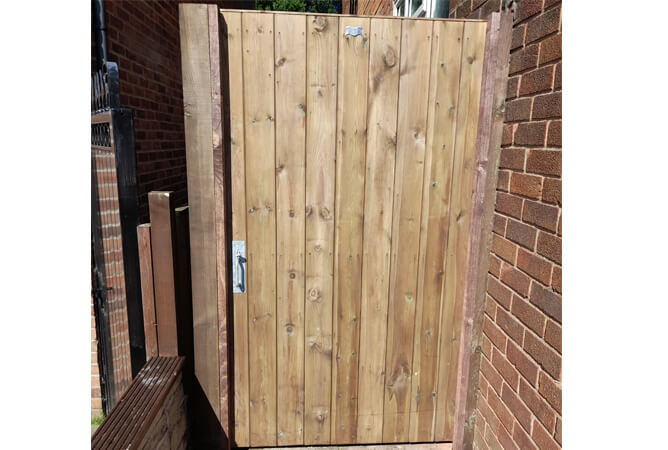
[{"xmin": 236, "ymin": 254, "xmax": 246, "ymax": 293}]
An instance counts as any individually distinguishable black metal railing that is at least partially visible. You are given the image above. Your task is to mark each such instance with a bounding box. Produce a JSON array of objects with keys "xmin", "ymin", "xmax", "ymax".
[
  {"xmin": 91, "ymin": 62, "xmax": 121, "ymax": 113},
  {"xmin": 91, "ymin": 60, "xmax": 145, "ymax": 414}
]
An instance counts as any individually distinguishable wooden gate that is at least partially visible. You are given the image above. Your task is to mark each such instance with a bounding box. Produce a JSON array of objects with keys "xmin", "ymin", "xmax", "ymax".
[{"xmin": 179, "ymin": 5, "xmax": 511, "ymax": 450}]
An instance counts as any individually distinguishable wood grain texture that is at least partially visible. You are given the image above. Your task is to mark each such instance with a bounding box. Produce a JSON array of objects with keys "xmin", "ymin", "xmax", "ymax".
[
  {"xmin": 256, "ymin": 445, "xmax": 453, "ymax": 450},
  {"xmin": 148, "ymin": 191, "xmax": 178, "ymax": 357},
  {"xmin": 331, "ymin": 16, "xmax": 370, "ymax": 445},
  {"xmin": 409, "ymin": 21, "xmax": 464, "ymax": 443},
  {"xmin": 214, "ymin": 11, "xmax": 497, "ymax": 445},
  {"xmin": 275, "ymin": 13, "xmax": 307, "ymax": 447},
  {"xmin": 357, "ymin": 17, "xmax": 401, "ymax": 445},
  {"xmin": 137, "ymin": 224, "xmax": 158, "ymax": 359},
  {"xmin": 221, "ymin": 9, "xmax": 250, "ymax": 447},
  {"xmin": 434, "ymin": 20, "xmax": 487, "ymax": 442},
  {"xmin": 242, "ymin": 11, "xmax": 278, "ymax": 447},
  {"xmin": 179, "ymin": 0, "xmax": 221, "ymax": 428},
  {"xmin": 383, "ymin": 19, "xmax": 433, "ymax": 443},
  {"xmin": 304, "ymin": 14, "xmax": 338, "ymax": 446},
  {"xmin": 208, "ymin": 7, "xmax": 232, "ymax": 445},
  {"xmin": 455, "ymin": 13, "xmax": 512, "ymax": 450}
]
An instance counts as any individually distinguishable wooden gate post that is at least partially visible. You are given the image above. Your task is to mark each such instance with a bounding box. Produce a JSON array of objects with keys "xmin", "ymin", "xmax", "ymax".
[
  {"xmin": 179, "ymin": 4, "xmax": 231, "ymax": 449},
  {"xmin": 453, "ymin": 12, "xmax": 513, "ymax": 450}
]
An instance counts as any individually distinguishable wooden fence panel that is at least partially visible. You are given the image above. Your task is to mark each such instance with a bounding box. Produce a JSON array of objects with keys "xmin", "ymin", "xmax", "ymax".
[
  {"xmin": 275, "ymin": 13, "xmax": 307, "ymax": 447},
  {"xmin": 434, "ymin": 21, "xmax": 487, "ymax": 442},
  {"xmin": 356, "ymin": 17, "xmax": 401, "ymax": 445},
  {"xmin": 409, "ymin": 20, "xmax": 464, "ymax": 443},
  {"xmin": 180, "ymin": 8, "xmax": 509, "ymax": 448},
  {"xmin": 331, "ymin": 15, "xmax": 370, "ymax": 445},
  {"xmin": 382, "ymin": 19, "xmax": 433, "ymax": 443},
  {"xmin": 303, "ymin": 14, "xmax": 338, "ymax": 446},
  {"xmin": 243, "ymin": 12, "xmax": 278, "ymax": 447}
]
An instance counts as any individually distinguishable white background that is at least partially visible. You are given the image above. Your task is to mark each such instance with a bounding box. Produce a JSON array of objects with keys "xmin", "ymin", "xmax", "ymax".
[{"xmin": 0, "ymin": 1, "xmax": 666, "ymax": 448}]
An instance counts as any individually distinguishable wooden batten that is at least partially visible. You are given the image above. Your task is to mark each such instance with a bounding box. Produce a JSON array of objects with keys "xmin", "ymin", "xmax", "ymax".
[
  {"xmin": 137, "ymin": 223, "xmax": 158, "ymax": 359},
  {"xmin": 148, "ymin": 191, "xmax": 179, "ymax": 357},
  {"xmin": 179, "ymin": 3, "xmax": 231, "ymax": 448}
]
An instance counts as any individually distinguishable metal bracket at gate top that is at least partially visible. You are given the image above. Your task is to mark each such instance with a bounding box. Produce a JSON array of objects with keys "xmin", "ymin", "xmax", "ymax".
[
  {"xmin": 344, "ymin": 26, "xmax": 364, "ymax": 37},
  {"xmin": 232, "ymin": 241, "xmax": 246, "ymax": 294}
]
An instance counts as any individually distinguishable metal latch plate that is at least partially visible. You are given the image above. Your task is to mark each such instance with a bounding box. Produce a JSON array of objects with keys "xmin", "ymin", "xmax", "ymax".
[
  {"xmin": 344, "ymin": 26, "xmax": 364, "ymax": 37},
  {"xmin": 232, "ymin": 240, "xmax": 246, "ymax": 294}
]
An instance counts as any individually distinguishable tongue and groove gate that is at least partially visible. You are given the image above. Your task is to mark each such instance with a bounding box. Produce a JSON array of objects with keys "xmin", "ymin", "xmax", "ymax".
[
  {"xmin": 180, "ymin": 5, "xmax": 509, "ymax": 449},
  {"xmin": 224, "ymin": 10, "xmax": 485, "ymax": 447}
]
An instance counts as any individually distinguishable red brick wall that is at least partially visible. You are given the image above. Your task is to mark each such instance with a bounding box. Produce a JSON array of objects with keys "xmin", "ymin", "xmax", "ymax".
[
  {"xmin": 450, "ymin": 1, "xmax": 562, "ymax": 449},
  {"xmin": 99, "ymin": 0, "xmax": 188, "ymax": 222}
]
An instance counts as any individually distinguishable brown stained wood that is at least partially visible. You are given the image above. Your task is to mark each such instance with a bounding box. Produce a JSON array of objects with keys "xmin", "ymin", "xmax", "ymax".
[
  {"xmin": 455, "ymin": 13, "xmax": 513, "ymax": 450},
  {"xmin": 434, "ymin": 20, "xmax": 487, "ymax": 442},
  {"xmin": 383, "ymin": 19, "xmax": 433, "ymax": 443},
  {"xmin": 304, "ymin": 14, "xmax": 338, "ymax": 446},
  {"xmin": 243, "ymin": 11, "xmax": 278, "ymax": 447},
  {"xmin": 256, "ymin": 445, "xmax": 453, "ymax": 450},
  {"xmin": 137, "ymin": 224, "xmax": 158, "ymax": 359},
  {"xmin": 92, "ymin": 357, "xmax": 184, "ymax": 450},
  {"xmin": 409, "ymin": 21, "xmax": 464, "ymax": 443},
  {"xmin": 179, "ymin": 1, "xmax": 221, "ymax": 429},
  {"xmin": 275, "ymin": 13, "xmax": 307, "ymax": 447},
  {"xmin": 148, "ymin": 191, "xmax": 179, "ymax": 357},
  {"xmin": 221, "ymin": 10, "xmax": 250, "ymax": 447},
  {"xmin": 208, "ymin": 6, "xmax": 232, "ymax": 445},
  {"xmin": 357, "ymin": 17, "xmax": 401, "ymax": 445},
  {"xmin": 331, "ymin": 16, "xmax": 370, "ymax": 445}
]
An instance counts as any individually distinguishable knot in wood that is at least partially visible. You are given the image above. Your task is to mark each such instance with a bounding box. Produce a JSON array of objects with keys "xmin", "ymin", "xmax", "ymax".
[
  {"xmin": 319, "ymin": 206, "xmax": 331, "ymax": 220},
  {"xmin": 289, "ymin": 271, "xmax": 296, "ymax": 279},
  {"xmin": 382, "ymin": 47, "xmax": 397, "ymax": 68},
  {"xmin": 313, "ymin": 17, "xmax": 327, "ymax": 32},
  {"xmin": 308, "ymin": 288, "xmax": 320, "ymax": 301}
]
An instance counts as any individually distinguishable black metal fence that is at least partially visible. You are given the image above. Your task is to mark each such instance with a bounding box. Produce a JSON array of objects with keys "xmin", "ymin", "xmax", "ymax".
[{"xmin": 91, "ymin": 61, "xmax": 145, "ymax": 414}]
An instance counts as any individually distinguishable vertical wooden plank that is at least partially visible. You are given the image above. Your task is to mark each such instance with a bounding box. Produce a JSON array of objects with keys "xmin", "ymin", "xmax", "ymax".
[
  {"xmin": 304, "ymin": 14, "xmax": 338, "ymax": 446},
  {"xmin": 179, "ymin": 3, "xmax": 222, "ymax": 442},
  {"xmin": 434, "ymin": 20, "xmax": 487, "ymax": 442},
  {"xmin": 221, "ymin": 9, "xmax": 250, "ymax": 448},
  {"xmin": 148, "ymin": 191, "xmax": 178, "ymax": 357},
  {"xmin": 243, "ymin": 11, "xmax": 277, "ymax": 447},
  {"xmin": 275, "ymin": 13, "xmax": 307, "ymax": 447},
  {"xmin": 357, "ymin": 17, "xmax": 401, "ymax": 444},
  {"xmin": 331, "ymin": 16, "xmax": 370, "ymax": 445},
  {"xmin": 137, "ymin": 224, "xmax": 158, "ymax": 359},
  {"xmin": 383, "ymin": 19, "xmax": 433, "ymax": 443},
  {"xmin": 456, "ymin": 13, "xmax": 513, "ymax": 450},
  {"xmin": 208, "ymin": 6, "xmax": 232, "ymax": 446},
  {"xmin": 409, "ymin": 20, "xmax": 464, "ymax": 443}
]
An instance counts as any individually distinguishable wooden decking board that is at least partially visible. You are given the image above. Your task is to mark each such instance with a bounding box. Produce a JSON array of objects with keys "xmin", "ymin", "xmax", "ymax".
[{"xmin": 92, "ymin": 357, "xmax": 184, "ymax": 450}]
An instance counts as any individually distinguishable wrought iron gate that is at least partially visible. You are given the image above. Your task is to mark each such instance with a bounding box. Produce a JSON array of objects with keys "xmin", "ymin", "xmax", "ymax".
[{"xmin": 91, "ymin": 61, "xmax": 145, "ymax": 413}]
